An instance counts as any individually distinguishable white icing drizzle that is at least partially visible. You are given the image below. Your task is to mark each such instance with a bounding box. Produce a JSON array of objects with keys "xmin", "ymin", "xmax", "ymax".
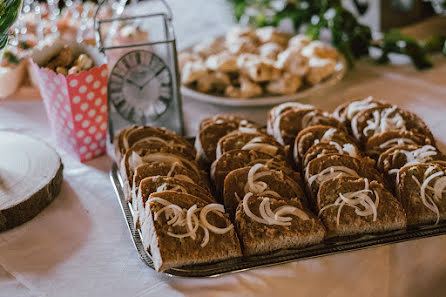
[
  {"xmin": 327, "ymin": 141, "xmax": 343, "ymax": 155},
  {"xmin": 140, "ymin": 153, "xmax": 200, "ymax": 175},
  {"xmin": 301, "ymin": 111, "xmax": 316, "ymax": 129},
  {"xmin": 410, "ymin": 167, "xmax": 446, "ymax": 225},
  {"xmin": 301, "ymin": 110, "xmax": 330, "ymax": 130},
  {"xmin": 306, "ymin": 166, "xmax": 360, "ymax": 186},
  {"xmin": 156, "ymin": 183, "xmax": 188, "ymax": 194},
  {"xmin": 270, "ymin": 103, "xmax": 314, "ymax": 145},
  {"xmin": 342, "ymin": 143, "xmax": 358, "ymax": 158},
  {"xmin": 388, "ymin": 145, "xmax": 438, "ymax": 175},
  {"xmin": 362, "ymin": 106, "xmax": 405, "ymax": 137},
  {"xmin": 153, "ymin": 198, "xmax": 233, "ymax": 247},
  {"xmin": 319, "ymin": 178, "xmax": 379, "ymax": 226},
  {"xmin": 320, "ymin": 128, "xmax": 337, "ymax": 142},
  {"xmin": 241, "ymin": 136, "xmax": 278, "ymax": 156},
  {"xmin": 346, "ymin": 96, "xmax": 377, "ymax": 121},
  {"xmin": 129, "ymin": 151, "xmax": 144, "ymax": 170},
  {"xmin": 167, "ymin": 162, "xmax": 178, "ymax": 177},
  {"xmin": 271, "ymin": 102, "xmax": 314, "ymax": 121},
  {"xmin": 312, "ymin": 128, "xmax": 338, "ymax": 146},
  {"xmin": 238, "ymin": 126, "xmax": 257, "ymax": 133},
  {"xmin": 378, "ymin": 138, "xmax": 416, "ymax": 150},
  {"xmin": 242, "ymin": 192, "xmax": 309, "ymax": 226},
  {"xmin": 317, "ymin": 141, "xmax": 358, "ymax": 157},
  {"xmin": 272, "ymin": 114, "xmax": 286, "ymax": 145}
]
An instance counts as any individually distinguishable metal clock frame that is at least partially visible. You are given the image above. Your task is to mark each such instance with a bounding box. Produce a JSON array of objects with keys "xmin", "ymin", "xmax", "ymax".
[{"xmin": 94, "ymin": 0, "xmax": 184, "ymax": 138}]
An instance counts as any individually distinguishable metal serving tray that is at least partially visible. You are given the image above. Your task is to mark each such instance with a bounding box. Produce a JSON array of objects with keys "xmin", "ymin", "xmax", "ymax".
[{"xmin": 110, "ymin": 163, "xmax": 446, "ymax": 278}]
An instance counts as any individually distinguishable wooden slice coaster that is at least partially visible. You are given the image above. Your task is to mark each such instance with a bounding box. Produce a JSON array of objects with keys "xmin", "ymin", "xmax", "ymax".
[{"xmin": 0, "ymin": 132, "xmax": 63, "ymax": 232}]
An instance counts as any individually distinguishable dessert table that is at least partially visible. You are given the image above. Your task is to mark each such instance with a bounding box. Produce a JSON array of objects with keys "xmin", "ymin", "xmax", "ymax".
[{"xmin": 1, "ymin": 1, "xmax": 446, "ymax": 296}]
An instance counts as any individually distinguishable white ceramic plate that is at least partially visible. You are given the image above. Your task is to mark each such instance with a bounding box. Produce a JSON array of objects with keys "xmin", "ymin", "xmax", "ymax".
[{"xmin": 180, "ymin": 52, "xmax": 347, "ymax": 107}]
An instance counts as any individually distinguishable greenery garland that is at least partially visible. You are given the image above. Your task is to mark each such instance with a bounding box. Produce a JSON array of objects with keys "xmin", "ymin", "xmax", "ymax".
[
  {"xmin": 227, "ymin": 0, "xmax": 445, "ymax": 69},
  {"xmin": 0, "ymin": 0, "xmax": 23, "ymax": 50}
]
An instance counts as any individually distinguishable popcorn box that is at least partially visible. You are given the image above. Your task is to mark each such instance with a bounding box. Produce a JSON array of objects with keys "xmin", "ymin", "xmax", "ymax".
[{"xmin": 30, "ymin": 42, "xmax": 108, "ymax": 162}]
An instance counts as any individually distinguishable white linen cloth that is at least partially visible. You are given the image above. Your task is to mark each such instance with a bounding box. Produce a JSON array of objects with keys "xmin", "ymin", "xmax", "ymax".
[{"xmin": 0, "ymin": 1, "xmax": 446, "ymax": 296}]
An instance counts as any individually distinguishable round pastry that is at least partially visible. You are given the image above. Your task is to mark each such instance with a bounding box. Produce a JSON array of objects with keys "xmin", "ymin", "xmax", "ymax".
[
  {"xmin": 304, "ymin": 154, "xmax": 385, "ymax": 207},
  {"xmin": 351, "ymin": 105, "xmax": 434, "ymax": 144},
  {"xmin": 216, "ymin": 131, "xmax": 286, "ymax": 160},
  {"xmin": 365, "ymin": 130, "xmax": 433, "ymax": 159},
  {"xmin": 397, "ymin": 162, "xmax": 446, "ymax": 226},
  {"xmin": 317, "ymin": 176, "xmax": 406, "ymax": 238},
  {"xmin": 223, "ymin": 164, "xmax": 305, "ymax": 218},
  {"xmin": 293, "ymin": 125, "xmax": 352, "ymax": 168},
  {"xmin": 302, "ymin": 140, "xmax": 361, "ymax": 169},
  {"xmin": 268, "ymin": 105, "xmax": 345, "ymax": 147},
  {"xmin": 333, "ymin": 96, "xmax": 386, "ymax": 128},
  {"xmin": 195, "ymin": 115, "xmax": 259, "ymax": 164},
  {"xmin": 377, "ymin": 144, "xmax": 444, "ymax": 188}
]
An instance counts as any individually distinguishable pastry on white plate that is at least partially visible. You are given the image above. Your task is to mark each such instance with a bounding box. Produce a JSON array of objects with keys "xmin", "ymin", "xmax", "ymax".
[
  {"xmin": 255, "ymin": 26, "xmax": 290, "ymax": 46},
  {"xmin": 305, "ymin": 58, "xmax": 336, "ymax": 85},
  {"xmin": 205, "ymin": 52, "xmax": 238, "ymax": 72},
  {"xmin": 181, "ymin": 60, "xmax": 208, "ymax": 84},
  {"xmin": 225, "ymin": 76, "xmax": 262, "ymax": 98},
  {"xmin": 258, "ymin": 42, "xmax": 283, "ymax": 60},
  {"xmin": 266, "ymin": 72, "xmax": 302, "ymax": 95},
  {"xmin": 276, "ymin": 47, "xmax": 309, "ymax": 77},
  {"xmin": 301, "ymin": 40, "xmax": 338, "ymax": 60}
]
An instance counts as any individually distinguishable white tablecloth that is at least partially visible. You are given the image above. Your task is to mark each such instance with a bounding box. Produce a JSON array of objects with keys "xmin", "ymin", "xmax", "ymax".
[{"xmin": 1, "ymin": 1, "xmax": 446, "ymax": 296}]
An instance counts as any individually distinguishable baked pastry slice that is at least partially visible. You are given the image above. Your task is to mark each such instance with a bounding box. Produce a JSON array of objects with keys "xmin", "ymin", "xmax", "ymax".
[
  {"xmin": 267, "ymin": 102, "xmax": 314, "ymax": 131},
  {"xmin": 235, "ymin": 195, "xmax": 325, "ymax": 256},
  {"xmin": 302, "ymin": 141, "xmax": 361, "ymax": 168},
  {"xmin": 135, "ymin": 176, "xmax": 214, "ymax": 228},
  {"xmin": 333, "ymin": 97, "xmax": 385, "ymax": 128},
  {"xmin": 133, "ymin": 161, "xmax": 210, "ymax": 195},
  {"xmin": 317, "ymin": 176, "xmax": 406, "ymax": 238},
  {"xmin": 304, "ymin": 154, "xmax": 385, "ymax": 207},
  {"xmin": 365, "ymin": 130, "xmax": 433, "ymax": 159},
  {"xmin": 377, "ymin": 144, "xmax": 443, "ymax": 188},
  {"xmin": 195, "ymin": 115, "xmax": 259, "ymax": 164},
  {"xmin": 114, "ymin": 125, "xmax": 195, "ymax": 164},
  {"xmin": 293, "ymin": 125, "xmax": 352, "ymax": 168},
  {"xmin": 222, "ymin": 164, "xmax": 306, "ymax": 218},
  {"xmin": 267, "ymin": 106, "xmax": 345, "ymax": 147},
  {"xmin": 120, "ymin": 149, "xmax": 204, "ymax": 201},
  {"xmin": 397, "ymin": 163, "xmax": 446, "ymax": 226},
  {"xmin": 141, "ymin": 191, "xmax": 242, "ymax": 272},
  {"xmin": 216, "ymin": 131, "xmax": 286, "ymax": 160},
  {"xmin": 351, "ymin": 105, "xmax": 434, "ymax": 144},
  {"xmin": 211, "ymin": 149, "xmax": 302, "ymax": 199}
]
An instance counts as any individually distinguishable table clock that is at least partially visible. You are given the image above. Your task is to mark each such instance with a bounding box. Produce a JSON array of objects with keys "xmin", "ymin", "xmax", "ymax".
[{"xmin": 94, "ymin": 0, "xmax": 184, "ymax": 140}]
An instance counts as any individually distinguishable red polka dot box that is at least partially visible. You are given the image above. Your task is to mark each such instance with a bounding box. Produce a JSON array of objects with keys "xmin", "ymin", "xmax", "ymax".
[{"xmin": 30, "ymin": 42, "xmax": 108, "ymax": 162}]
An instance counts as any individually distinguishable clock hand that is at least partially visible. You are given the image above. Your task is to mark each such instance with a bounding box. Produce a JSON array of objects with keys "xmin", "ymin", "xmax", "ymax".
[
  {"xmin": 140, "ymin": 66, "xmax": 166, "ymax": 89},
  {"xmin": 126, "ymin": 78, "xmax": 143, "ymax": 89}
]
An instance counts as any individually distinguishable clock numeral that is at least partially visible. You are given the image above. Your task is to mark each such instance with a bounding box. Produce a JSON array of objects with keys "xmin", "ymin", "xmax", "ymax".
[
  {"xmin": 136, "ymin": 51, "xmax": 141, "ymax": 64},
  {"xmin": 114, "ymin": 98, "xmax": 126, "ymax": 110},
  {"xmin": 109, "ymin": 88, "xmax": 122, "ymax": 94},
  {"xmin": 149, "ymin": 56, "xmax": 164, "ymax": 72},
  {"xmin": 122, "ymin": 56, "xmax": 131, "ymax": 70},
  {"xmin": 112, "ymin": 72, "xmax": 124, "ymax": 80}
]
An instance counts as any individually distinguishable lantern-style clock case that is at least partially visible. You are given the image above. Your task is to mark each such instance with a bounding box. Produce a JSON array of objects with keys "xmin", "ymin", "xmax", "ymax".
[{"xmin": 94, "ymin": 0, "xmax": 184, "ymax": 139}]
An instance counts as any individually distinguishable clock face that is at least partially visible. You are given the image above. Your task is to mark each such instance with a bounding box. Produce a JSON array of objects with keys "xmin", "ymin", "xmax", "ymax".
[{"xmin": 108, "ymin": 50, "xmax": 173, "ymax": 124}]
